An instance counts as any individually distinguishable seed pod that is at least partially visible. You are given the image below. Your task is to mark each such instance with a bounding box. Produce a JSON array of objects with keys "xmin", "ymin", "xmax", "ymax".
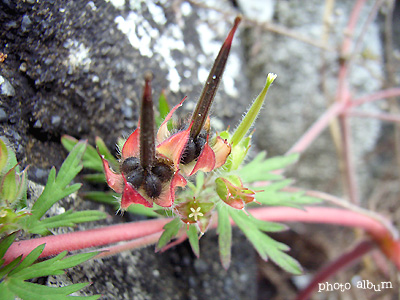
[
  {"xmin": 152, "ymin": 162, "xmax": 174, "ymax": 183},
  {"xmin": 120, "ymin": 157, "xmax": 141, "ymax": 174},
  {"xmin": 144, "ymin": 171, "xmax": 162, "ymax": 198}
]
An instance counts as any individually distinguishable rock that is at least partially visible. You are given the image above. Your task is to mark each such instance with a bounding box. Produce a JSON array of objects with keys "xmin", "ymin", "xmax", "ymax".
[
  {"xmin": 0, "ymin": 76, "xmax": 15, "ymax": 97},
  {"xmin": 0, "ymin": 108, "xmax": 7, "ymax": 122}
]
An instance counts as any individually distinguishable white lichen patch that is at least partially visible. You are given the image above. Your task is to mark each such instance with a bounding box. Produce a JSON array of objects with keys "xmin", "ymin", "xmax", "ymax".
[
  {"xmin": 153, "ymin": 27, "xmax": 185, "ymax": 92},
  {"xmin": 104, "ymin": 0, "xmax": 125, "ymax": 10},
  {"xmin": 196, "ymin": 18, "xmax": 240, "ymax": 97},
  {"xmin": 64, "ymin": 39, "xmax": 91, "ymax": 72},
  {"xmin": 147, "ymin": 1, "xmax": 167, "ymax": 25},
  {"xmin": 115, "ymin": 13, "xmax": 156, "ymax": 58},
  {"xmin": 180, "ymin": 1, "xmax": 192, "ymax": 16},
  {"xmin": 114, "ymin": 8, "xmax": 186, "ymax": 92},
  {"xmin": 223, "ymin": 53, "xmax": 240, "ymax": 97},
  {"xmin": 197, "ymin": 67, "xmax": 209, "ymax": 84}
]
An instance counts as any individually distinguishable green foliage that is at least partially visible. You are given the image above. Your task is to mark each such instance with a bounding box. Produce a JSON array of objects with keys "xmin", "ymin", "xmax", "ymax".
[
  {"xmin": 61, "ymin": 135, "xmax": 117, "ymax": 180},
  {"xmin": 0, "ymin": 138, "xmax": 107, "ymax": 299},
  {"xmin": 239, "ymin": 152, "xmax": 299, "ymax": 182},
  {"xmin": 217, "ymin": 206, "xmax": 232, "ymax": 269},
  {"xmin": 0, "ymin": 138, "xmax": 28, "ymax": 211},
  {"xmin": 0, "ymin": 235, "xmax": 99, "ymax": 300},
  {"xmin": 21, "ymin": 141, "xmax": 106, "ymax": 235},
  {"xmin": 229, "ymin": 209, "xmax": 302, "ymax": 274},
  {"xmin": 155, "ymin": 91, "xmax": 172, "ymax": 129},
  {"xmin": 187, "ymin": 224, "xmax": 200, "ymax": 258},
  {"xmin": 156, "ymin": 218, "xmax": 182, "ymax": 251}
]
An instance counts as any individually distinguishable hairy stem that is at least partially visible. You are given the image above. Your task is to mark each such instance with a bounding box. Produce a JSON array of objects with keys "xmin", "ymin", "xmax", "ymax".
[{"xmin": 4, "ymin": 206, "xmax": 398, "ymax": 266}]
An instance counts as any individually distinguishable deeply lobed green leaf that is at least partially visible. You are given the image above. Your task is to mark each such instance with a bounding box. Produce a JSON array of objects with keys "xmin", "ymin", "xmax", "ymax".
[{"xmin": 229, "ymin": 209, "xmax": 302, "ymax": 274}]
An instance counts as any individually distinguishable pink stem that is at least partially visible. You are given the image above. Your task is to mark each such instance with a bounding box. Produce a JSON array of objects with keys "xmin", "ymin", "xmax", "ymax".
[
  {"xmin": 336, "ymin": 0, "xmax": 366, "ymax": 102},
  {"xmin": 4, "ymin": 218, "xmax": 170, "ymax": 264},
  {"xmin": 4, "ymin": 207, "xmax": 397, "ymax": 267},
  {"xmin": 295, "ymin": 240, "xmax": 375, "ymax": 300},
  {"xmin": 351, "ymin": 87, "xmax": 400, "ymax": 108},
  {"xmin": 286, "ymin": 101, "xmax": 347, "ymax": 155},
  {"xmin": 349, "ymin": 110, "xmax": 400, "ymax": 123},
  {"xmin": 340, "ymin": 114, "xmax": 359, "ymax": 204},
  {"xmin": 247, "ymin": 206, "xmax": 387, "ymax": 237},
  {"xmin": 94, "ymin": 231, "xmax": 163, "ymax": 259}
]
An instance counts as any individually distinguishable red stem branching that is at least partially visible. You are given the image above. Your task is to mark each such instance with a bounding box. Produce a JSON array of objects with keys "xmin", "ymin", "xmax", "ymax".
[{"xmin": 295, "ymin": 240, "xmax": 375, "ymax": 300}]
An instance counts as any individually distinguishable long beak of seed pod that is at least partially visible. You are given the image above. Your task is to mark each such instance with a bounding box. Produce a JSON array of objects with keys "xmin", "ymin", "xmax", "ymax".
[
  {"xmin": 140, "ymin": 71, "xmax": 156, "ymax": 169},
  {"xmin": 190, "ymin": 16, "xmax": 242, "ymax": 139}
]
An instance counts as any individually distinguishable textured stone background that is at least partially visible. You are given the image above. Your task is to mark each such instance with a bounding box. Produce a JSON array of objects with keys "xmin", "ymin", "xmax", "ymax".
[{"xmin": 1, "ymin": 0, "xmax": 399, "ymax": 299}]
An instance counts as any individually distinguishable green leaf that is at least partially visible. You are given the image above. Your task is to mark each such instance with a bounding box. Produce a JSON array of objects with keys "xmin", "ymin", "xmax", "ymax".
[
  {"xmin": 8, "ymin": 244, "xmax": 45, "ymax": 276},
  {"xmin": 0, "ymin": 138, "xmax": 9, "ymax": 174},
  {"xmin": 0, "ymin": 137, "xmax": 18, "ymax": 175},
  {"xmin": 61, "ymin": 135, "xmax": 103, "ymax": 172},
  {"xmin": 82, "ymin": 173, "xmax": 106, "ymax": 183},
  {"xmin": 239, "ymin": 152, "xmax": 299, "ymax": 183},
  {"xmin": 156, "ymin": 218, "xmax": 182, "ymax": 251},
  {"xmin": 127, "ymin": 204, "xmax": 159, "ymax": 217},
  {"xmin": 5, "ymin": 279, "xmax": 98, "ymax": 300},
  {"xmin": 230, "ymin": 73, "xmax": 277, "ymax": 146},
  {"xmin": 230, "ymin": 209, "xmax": 302, "ymax": 274},
  {"xmin": 255, "ymin": 181, "xmax": 320, "ymax": 208},
  {"xmin": 83, "ymin": 191, "xmax": 118, "ymax": 205},
  {"xmin": 28, "ymin": 210, "xmax": 107, "ymax": 235},
  {"xmin": 30, "ymin": 141, "xmax": 86, "ymax": 220},
  {"xmin": 244, "ymin": 213, "xmax": 287, "ymax": 232},
  {"xmin": 195, "ymin": 171, "xmax": 205, "ymax": 195},
  {"xmin": 19, "ymin": 141, "xmax": 101, "ymax": 234},
  {"xmin": 0, "ymin": 165, "xmax": 18, "ymax": 203},
  {"xmin": 0, "ymin": 233, "xmax": 17, "ymax": 263},
  {"xmin": 0, "ymin": 245, "xmax": 99, "ymax": 300},
  {"xmin": 217, "ymin": 205, "xmax": 232, "ymax": 269},
  {"xmin": 187, "ymin": 224, "xmax": 200, "ymax": 257},
  {"xmin": 95, "ymin": 136, "xmax": 118, "ymax": 168},
  {"xmin": 155, "ymin": 90, "xmax": 171, "ymax": 128}
]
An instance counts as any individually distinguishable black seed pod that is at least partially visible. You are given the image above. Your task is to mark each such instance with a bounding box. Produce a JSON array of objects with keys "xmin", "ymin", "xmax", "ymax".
[
  {"xmin": 144, "ymin": 172, "xmax": 162, "ymax": 198},
  {"xmin": 126, "ymin": 167, "xmax": 145, "ymax": 189},
  {"xmin": 152, "ymin": 162, "xmax": 174, "ymax": 182},
  {"xmin": 180, "ymin": 138, "xmax": 196, "ymax": 164},
  {"xmin": 194, "ymin": 133, "xmax": 207, "ymax": 158},
  {"xmin": 120, "ymin": 157, "xmax": 141, "ymax": 174}
]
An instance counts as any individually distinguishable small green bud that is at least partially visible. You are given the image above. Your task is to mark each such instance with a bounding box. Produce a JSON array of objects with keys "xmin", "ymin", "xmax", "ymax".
[{"xmin": 230, "ymin": 73, "xmax": 277, "ymax": 146}]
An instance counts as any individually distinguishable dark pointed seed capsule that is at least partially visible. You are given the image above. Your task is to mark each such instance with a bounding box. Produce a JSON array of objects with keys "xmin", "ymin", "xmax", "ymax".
[
  {"xmin": 189, "ymin": 16, "xmax": 241, "ymax": 139},
  {"xmin": 144, "ymin": 172, "xmax": 162, "ymax": 198},
  {"xmin": 120, "ymin": 157, "xmax": 141, "ymax": 174},
  {"xmin": 152, "ymin": 163, "xmax": 174, "ymax": 182},
  {"xmin": 126, "ymin": 167, "xmax": 145, "ymax": 189},
  {"xmin": 180, "ymin": 138, "xmax": 196, "ymax": 164}
]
